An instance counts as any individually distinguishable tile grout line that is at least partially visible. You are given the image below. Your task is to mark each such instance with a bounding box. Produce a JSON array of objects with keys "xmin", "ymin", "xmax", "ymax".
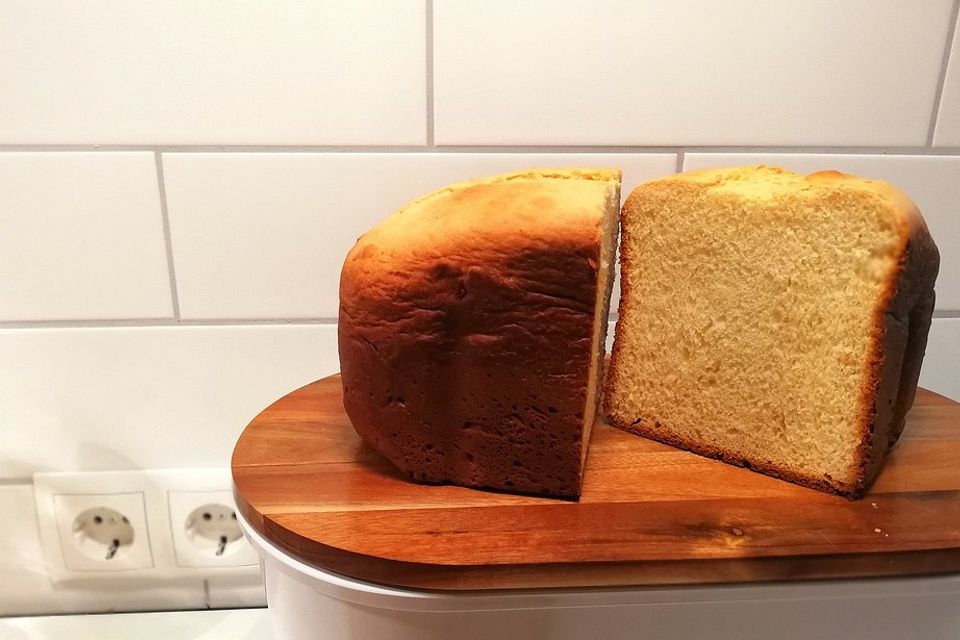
[
  {"xmin": 0, "ymin": 311, "xmax": 958, "ymax": 331},
  {"xmin": 926, "ymin": 0, "xmax": 960, "ymax": 146},
  {"xmin": 0, "ymin": 144, "xmax": 959, "ymax": 154},
  {"xmin": 0, "ymin": 609, "xmax": 214, "ymax": 620},
  {"xmin": 0, "ymin": 477, "xmax": 33, "ymax": 486},
  {"xmin": 155, "ymin": 152, "xmax": 182, "ymax": 321},
  {"xmin": 0, "ymin": 318, "xmax": 342, "ymax": 329},
  {"xmin": 425, "ymin": 0, "xmax": 435, "ymax": 147},
  {"xmin": 669, "ymin": 145, "xmax": 960, "ymax": 156}
]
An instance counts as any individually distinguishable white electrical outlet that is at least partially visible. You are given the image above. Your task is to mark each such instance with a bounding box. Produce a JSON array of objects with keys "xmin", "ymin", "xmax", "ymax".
[
  {"xmin": 53, "ymin": 492, "xmax": 153, "ymax": 571},
  {"xmin": 34, "ymin": 469, "xmax": 260, "ymax": 583},
  {"xmin": 168, "ymin": 490, "xmax": 258, "ymax": 568},
  {"xmin": 35, "ymin": 472, "xmax": 162, "ymax": 582}
]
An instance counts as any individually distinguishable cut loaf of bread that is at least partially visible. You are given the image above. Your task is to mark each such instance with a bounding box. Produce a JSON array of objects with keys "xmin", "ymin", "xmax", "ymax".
[
  {"xmin": 339, "ymin": 168, "xmax": 621, "ymax": 497},
  {"xmin": 604, "ymin": 166, "xmax": 939, "ymax": 497}
]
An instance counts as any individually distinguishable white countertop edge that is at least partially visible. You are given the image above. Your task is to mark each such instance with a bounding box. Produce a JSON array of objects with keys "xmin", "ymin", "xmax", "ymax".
[{"xmin": 0, "ymin": 608, "xmax": 272, "ymax": 640}]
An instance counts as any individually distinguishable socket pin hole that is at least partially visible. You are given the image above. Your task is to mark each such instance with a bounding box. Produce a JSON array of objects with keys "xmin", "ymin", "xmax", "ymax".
[
  {"xmin": 72, "ymin": 507, "xmax": 134, "ymax": 561},
  {"xmin": 185, "ymin": 503, "xmax": 244, "ymax": 558}
]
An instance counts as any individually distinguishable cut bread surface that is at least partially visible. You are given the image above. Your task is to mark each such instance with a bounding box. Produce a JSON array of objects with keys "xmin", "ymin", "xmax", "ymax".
[{"xmin": 605, "ymin": 166, "xmax": 938, "ymax": 496}]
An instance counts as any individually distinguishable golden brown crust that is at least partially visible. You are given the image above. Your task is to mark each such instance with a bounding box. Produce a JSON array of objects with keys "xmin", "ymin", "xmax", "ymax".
[
  {"xmin": 341, "ymin": 168, "xmax": 621, "ymax": 303},
  {"xmin": 339, "ymin": 168, "xmax": 621, "ymax": 498},
  {"xmin": 852, "ymin": 190, "xmax": 940, "ymax": 495},
  {"xmin": 605, "ymin": 166, "xmax": 940, "ymax": 498}
]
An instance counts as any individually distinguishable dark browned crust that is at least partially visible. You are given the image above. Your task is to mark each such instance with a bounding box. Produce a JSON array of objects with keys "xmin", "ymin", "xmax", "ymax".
[
  {"xmin": 339, "ymin": 244, "xmax": 600, "ymax": 498},
  {"xmin": 852, "ymin": 213, "xmax": 940, "ymax": 496},
  {"xmin": 605, "ymin": 176, "xmax": 941, "ymax": 499}
]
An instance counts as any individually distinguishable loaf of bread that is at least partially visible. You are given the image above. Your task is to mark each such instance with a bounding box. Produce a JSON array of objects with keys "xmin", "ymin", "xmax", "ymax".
[
  {"xmin": 339, "ymin": 169, "xmax": 621, "ymax": 497},
  {"xmin": 604, "ymin": 166, "xmax": 940, "ymax": 497}
]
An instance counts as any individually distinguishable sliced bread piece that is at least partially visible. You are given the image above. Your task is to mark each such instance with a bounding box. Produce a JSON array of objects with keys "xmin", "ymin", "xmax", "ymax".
[{"xmin": 604, "ymin": 166, "xmax": 939, "ymax": 497}]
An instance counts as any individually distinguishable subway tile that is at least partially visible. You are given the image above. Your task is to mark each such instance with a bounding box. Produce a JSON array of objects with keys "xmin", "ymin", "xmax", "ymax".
[
  {"xmin": 934, "ymin": 14, "xmax": 960, "ymax": 146},
  {"xmin": 683, "ymin": 154, "xmax": 960, "ymax": 311},
  {"xmin": 163, "ymin": 153, "xmax": 674, "ymax": 319},
  {"xmin": 206, "ymin": 576, "xmax": 267, "ymax": 609},
  {"xmin": 0, "ymin": 484, "xmax": 206, "ymax": 616},
  {"xmin": 0, "ymin": 1, "xmax": 425, "ymax": 144},
  {"xmin": 434, "ymin": 0, "xmax": 952, "ymax": 146},
  {"xmin": 605, "ymin": 320, "xmax": 617, "ymax": 353},
  {"xmin": 0, "ymin": 484, "xmax": 52, "ymax": 616},
  {"xmin": 0, "ymin": 324, "xmax": 340, "ymax": 479},
  {"xmin": 0, "ymin": 153, "xmax": 172, "ymax": 321},
  {"xmin": 921, "ymin": 318, "xmax": 960, "ymax": 402}
]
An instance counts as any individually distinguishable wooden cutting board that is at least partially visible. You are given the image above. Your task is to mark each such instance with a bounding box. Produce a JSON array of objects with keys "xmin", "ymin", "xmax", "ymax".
[{"xmin": 232, "ymin": 374, "xmax": 960, "ymax": 591}]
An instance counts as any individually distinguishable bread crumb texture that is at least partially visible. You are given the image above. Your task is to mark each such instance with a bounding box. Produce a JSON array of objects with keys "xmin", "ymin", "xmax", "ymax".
[{"xmin": 606, "ymin": 165, "xmax": 936, "ymax": 496}]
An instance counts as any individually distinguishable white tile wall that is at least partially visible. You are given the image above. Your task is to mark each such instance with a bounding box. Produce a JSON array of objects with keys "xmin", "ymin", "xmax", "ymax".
[
  {"xmin": 162, "ymin": 153, "xmax": 673, "ymax": 319},
  {"xmin": 0, "ymin": 484, "xmax": 206, "ymax": 616},
  {"xmin": 206, "ymin": 577, "xmax": 267, "ymax": 609},
  {"xmin": 434, "ymin": 0, "xmax": 953, "ymax": 146},
  {"xmin": 0, "ymin": 325, "xmax": 339, "ymax": 479},
  {"xmin": 3, "ymin": 0, "xmax": 960, "ymax": 619},
  {"xmin": 682, "ymin": 154, "xmax": 960, "ymax": 310},
  {"xmin": 934, "ymin": 12, "xmax": 960, "ymax": 146},
  {"xmin": 0, "ymin": 1, "xmax": 426, "ymax": 145},
  {"xmin": 0, "ymin": 153, "xmax": 172, "ymax": 321},
  {"xmin": 924, "ymin": 319, "xmax": 960, "ymax": 401}
]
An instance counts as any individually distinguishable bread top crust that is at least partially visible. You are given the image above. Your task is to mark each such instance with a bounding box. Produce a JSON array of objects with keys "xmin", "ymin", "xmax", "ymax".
[
  {"xmin": 341, "ymin": 168, "xmax": 621, "ymax": 304},
  {"xmin": 627, "ymin": 165, "xmax": 931, "ymax": 242},
  {"xmin": 626, "ymin": 165, "xmax": 940, "ymax": 316}
]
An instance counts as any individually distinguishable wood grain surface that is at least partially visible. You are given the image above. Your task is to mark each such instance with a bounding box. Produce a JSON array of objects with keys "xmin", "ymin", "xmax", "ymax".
[{"xmin": 232, "ymin": 374, "xmax": 960, "ymax": 591}]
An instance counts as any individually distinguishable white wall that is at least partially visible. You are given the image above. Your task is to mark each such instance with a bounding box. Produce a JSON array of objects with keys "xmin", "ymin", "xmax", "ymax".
[{"xmin": 2, "ymin": 0, "xmax": 959, "ymax": 616}]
